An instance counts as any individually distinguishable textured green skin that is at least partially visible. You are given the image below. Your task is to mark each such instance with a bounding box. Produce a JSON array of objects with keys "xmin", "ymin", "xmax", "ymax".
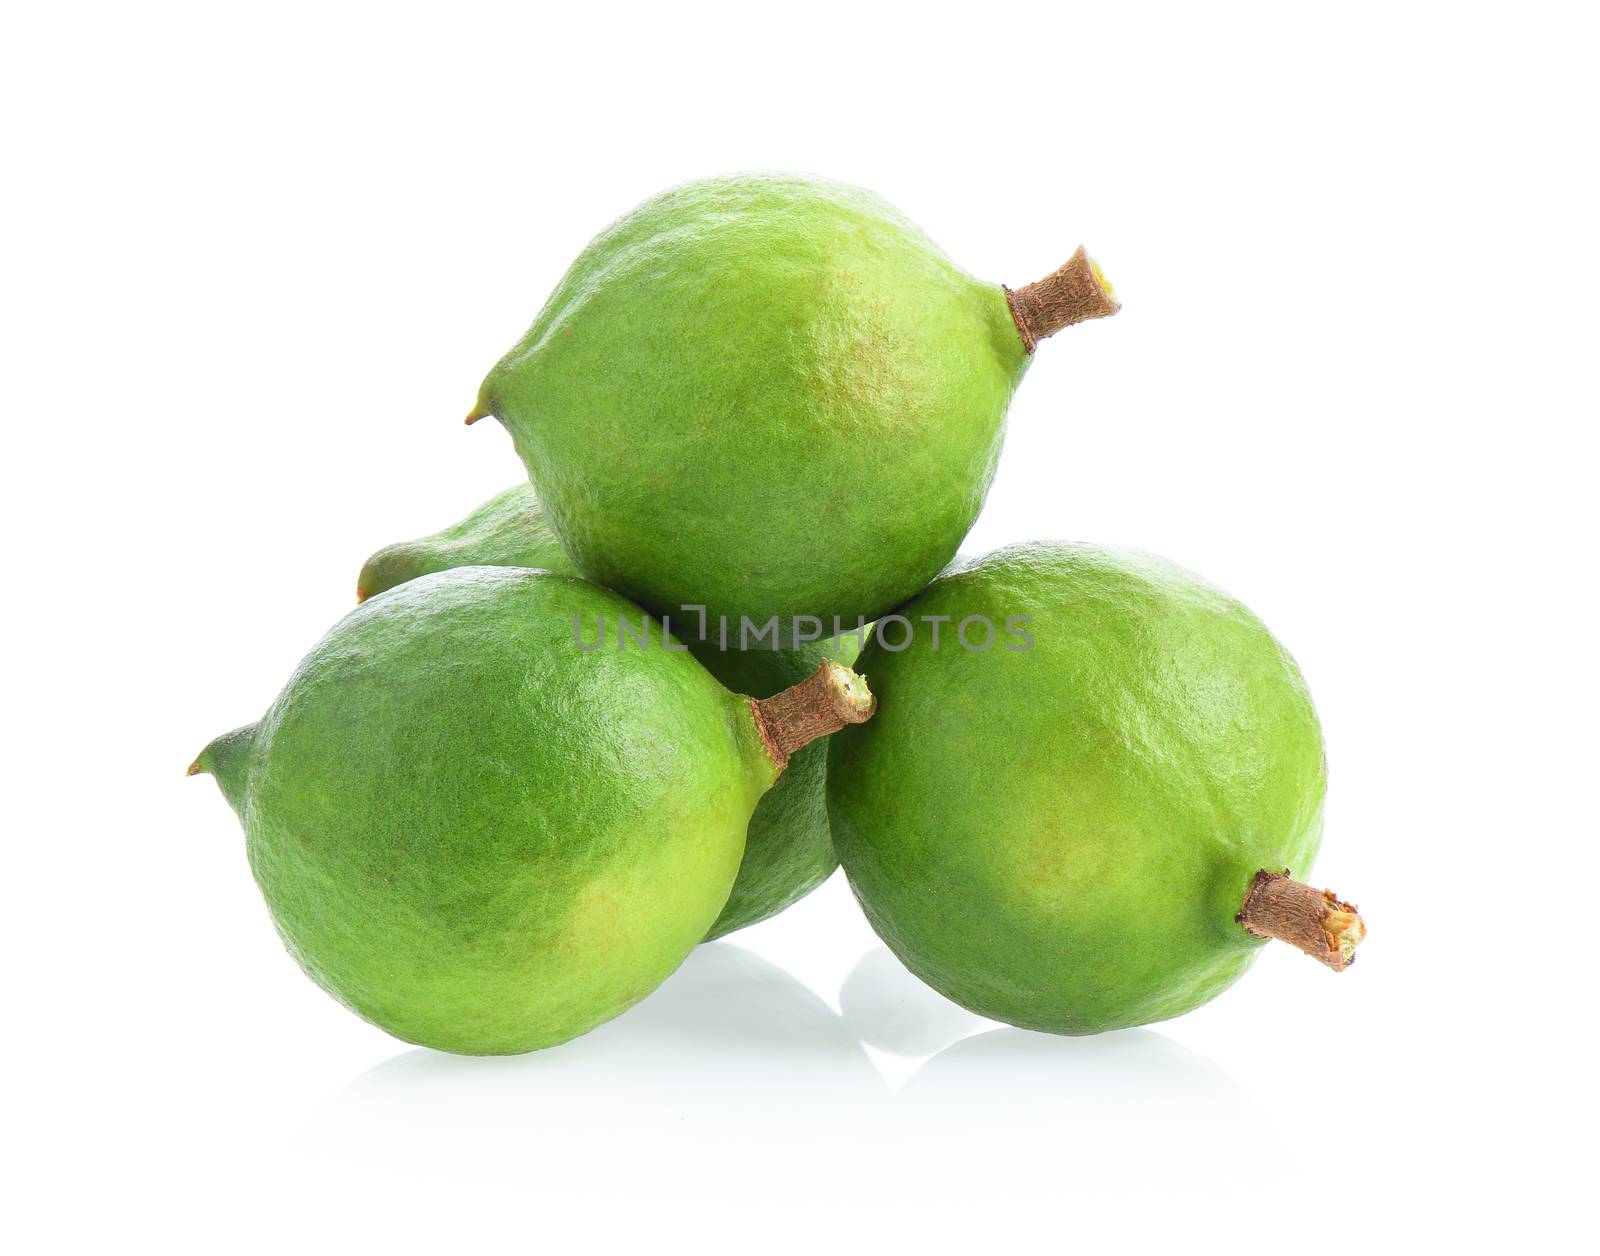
[
  {"xmin": 357, "ymin": 483, "xmax": 573, "ymax": 600},
  {"xmin": 827, "ymin": 543, "xmax": 1327, "ymax": 1035},
  {"xmin": 196, "ymin": 568, "xmax": 774, "ymax": 1055},
  {"xmin": 356, "ymin": 484, "xmax": 862, "ymax": 939},
  {"xmin": 477, "ymin": 172, "xmax": 1031, "ymax": 636}
]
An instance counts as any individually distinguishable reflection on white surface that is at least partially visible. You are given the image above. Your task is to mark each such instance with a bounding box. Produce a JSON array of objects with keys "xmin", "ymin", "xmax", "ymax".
[
  {"xmin": 892, "ymin": 1027, "xmax": 1261, "ymax": 1198},
  {"xmin": 316, "ymin": 940, "xmax": 1256, "ymax": 1204},
  {"xmin": 341, "ymin": 941, "xmax": 879, "ymax": 1080},
  {"xmin": 319, "ymin": 942, "xmax": 885, "ymax": 1198},
  {"xmin": 838, "ymin": 946, "xmax": 985, "ymax": 1056}
]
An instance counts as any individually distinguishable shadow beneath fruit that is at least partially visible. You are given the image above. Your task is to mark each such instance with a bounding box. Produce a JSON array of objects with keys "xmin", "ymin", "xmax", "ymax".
[
  {"xmin": 313, "ymin": 943, "xmax": 887, "ymax": 1197},
  {"xmin": 837, "ymin": 946, "xmax": 988, "ymax": 1057}
]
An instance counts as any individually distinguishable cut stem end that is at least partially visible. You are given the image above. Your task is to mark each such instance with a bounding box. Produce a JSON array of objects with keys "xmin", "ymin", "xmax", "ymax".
[
  {"xmin": 1237, "ymin": 869, "xmax": 1366, "ymax": 972},
  {"xmin": 1004, "ymin": 246, "xmax": 1120, "ymax": 353},
  {"xmin": 751, "ymin": 660, "xmax": 876, "ymax": 770}
]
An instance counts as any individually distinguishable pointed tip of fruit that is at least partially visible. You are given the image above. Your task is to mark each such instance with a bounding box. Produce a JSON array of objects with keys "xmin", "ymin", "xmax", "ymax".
[
  {"xmin": 355, "ymin": 585, "xmax": 369, "ymax": 603},
  {"xmin": 464, "ymin": 405, "xmax": 487, "ymax": 426},
  {"xmin": 192, "ymin": 722, "xmax": 260, "ymax": 812}
]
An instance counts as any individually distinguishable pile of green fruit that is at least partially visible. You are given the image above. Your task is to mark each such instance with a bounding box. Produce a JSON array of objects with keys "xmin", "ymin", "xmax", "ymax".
[{"xmin": 193, "ymin": 173, "xmax": 1364, "ymax": 1056}]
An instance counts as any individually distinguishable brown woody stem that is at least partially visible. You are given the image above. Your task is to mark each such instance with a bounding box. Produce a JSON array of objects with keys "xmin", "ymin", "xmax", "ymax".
[
  {"xmin": 1237, "ymin": 869, "xmax": 1366, "ymax": 971},
  {"xmin": 750, "ymin": 660, "xmax": 876, "ymax": 770},
  {"xmin": 1004, "ymin": 246, "xmax": 1120, "ymax": 353}
]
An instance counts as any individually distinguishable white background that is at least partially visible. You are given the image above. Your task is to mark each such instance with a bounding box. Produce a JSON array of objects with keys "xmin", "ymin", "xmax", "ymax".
[{"xmin": 5, "ymin": 1, "xmax": 1595, "ymax": 1249}]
